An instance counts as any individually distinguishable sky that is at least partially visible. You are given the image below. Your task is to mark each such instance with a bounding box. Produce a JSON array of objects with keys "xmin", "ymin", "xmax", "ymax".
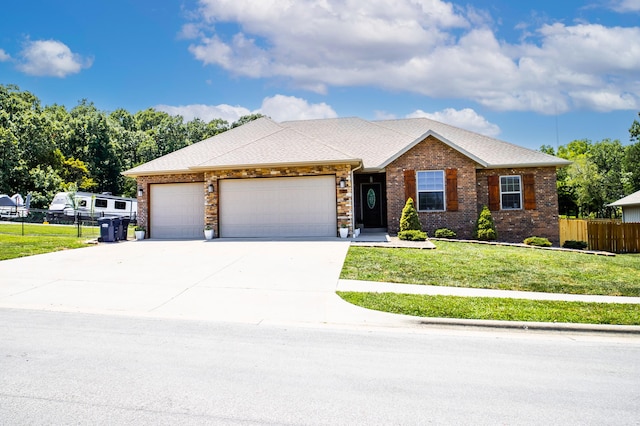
[{"xmin": 1, "ymin": 0, "xmax": 639, "ymax": 151}]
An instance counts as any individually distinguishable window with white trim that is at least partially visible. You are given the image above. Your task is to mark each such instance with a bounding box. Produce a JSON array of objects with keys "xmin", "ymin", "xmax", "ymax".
[
  {"xmin": 417, "ymin": 170, "xmax": 445, "ymax": 211},
  {"xmin": 500, "ymin": 175, "xmax": 522, "ymax": 210}
]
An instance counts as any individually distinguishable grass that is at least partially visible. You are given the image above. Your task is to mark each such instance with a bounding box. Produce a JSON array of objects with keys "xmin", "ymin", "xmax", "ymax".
[
  {"xmin": 337, "ymin": 292, "xmax": 640, "ymax": 325},
  {"xmin": 0, "ymin": 222, "xmax": 100, "ymax": 238},
  {"xmin": 341, "ymin": 241, "xmax": 640, "ymax": 297},
  {"xmin": 0, "ymin": 234, "xmax": 93, "ymax": 261}
]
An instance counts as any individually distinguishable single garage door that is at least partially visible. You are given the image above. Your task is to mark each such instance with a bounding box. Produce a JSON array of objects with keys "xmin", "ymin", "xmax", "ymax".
[
  {"xmin": 150, "ymin": 183, "xmax": 204, "ymax": 238},
  {"xmin": 219, "ymin": 176, "xmax": 337, "ymax": 237}
]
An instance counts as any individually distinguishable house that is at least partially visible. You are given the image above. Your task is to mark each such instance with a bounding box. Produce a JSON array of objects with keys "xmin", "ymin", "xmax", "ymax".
[
  {"xmin": 609, "ymin": 190, "xmax": 640, "ymax": 223},
  {"xmin": 122, "ymin": 117, "xmax": 570, "ymax": 242}
]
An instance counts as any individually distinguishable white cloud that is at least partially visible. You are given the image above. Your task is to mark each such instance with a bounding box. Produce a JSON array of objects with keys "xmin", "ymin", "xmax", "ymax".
[
  {"xmin": 406, "ymin": 108, "xmax": 501, "ymax": 137},
  {"xmin": 0, "ymin": 49, "xmax": 10, "ymax": 62},
  {"xmin": 17, "ymin": 40, "xmax": 92, "ymax": 77},
  {"xmin": 155, "ymin": 103, "xmax": 251, "ymax": 123},
  {"xmin": 184, "ymin": 0, "xmax": 640, "ymax": 114},
  {"xmin": 608, "ymin": 0, "xmax": 640, "ymax": 12},
  {"xmin": 156, "ymin": 94, "xmax": 337, "ymax": 123},
  {"xmin": 260, "ymin": 95, "xmax": 337, "ymax": 121}
]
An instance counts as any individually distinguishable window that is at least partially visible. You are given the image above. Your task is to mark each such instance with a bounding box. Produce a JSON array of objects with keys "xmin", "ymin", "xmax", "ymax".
[
  {"xmin": 500, "ymin": 176, "xmax": 522, "ymax": 209},
  {"xmin": 95, "ymin": 198, "xmax": 108, "ymax": 208},
  {"xmin": 114, "ymin": 201, "xmax": 126, "ymax": 210},
  {"xmin": 417, "ymin": 170, "xmax": 445, "ymax": 211}
]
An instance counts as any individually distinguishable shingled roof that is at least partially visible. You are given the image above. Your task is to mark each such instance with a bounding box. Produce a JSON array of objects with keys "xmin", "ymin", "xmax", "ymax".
[
  {"xmin": 123, "ymin": 116, "xmax": 569, "ymax": 176},
  {"xmin": 609, "ymin": 190, "xmax": 640, "ymax": 207}
]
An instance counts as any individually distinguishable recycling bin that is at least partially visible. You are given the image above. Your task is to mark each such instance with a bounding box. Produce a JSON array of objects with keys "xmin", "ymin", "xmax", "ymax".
[
  {"xmin": 98, "ymin": 217, "xmax": 116, "ymax": 242},
  {"xmin": 120, "ymin": 218, "xmax": 130, "ymax": 240}
]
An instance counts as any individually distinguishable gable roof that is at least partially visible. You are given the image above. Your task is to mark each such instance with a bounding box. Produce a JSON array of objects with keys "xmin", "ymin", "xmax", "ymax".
[
  {"xmin": 123, "ymin": 116, "xmax": 569, "ymax": 176},
  {"xmin": 609, "ymin": 190, "xmax": 640, "ymax": 207}
]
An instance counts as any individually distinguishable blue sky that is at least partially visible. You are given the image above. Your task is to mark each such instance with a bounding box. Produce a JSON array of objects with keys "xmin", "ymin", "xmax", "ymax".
[{"xmin": 1, "ymin": 0, "xmax": 639, "ymax": 151}]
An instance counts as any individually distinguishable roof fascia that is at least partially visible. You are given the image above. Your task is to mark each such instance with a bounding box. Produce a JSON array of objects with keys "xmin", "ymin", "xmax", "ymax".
[
  {"xmin": 188, "ymin": 158, "xmax": 362, "ymax": 171},
  {"xmin": 378, "ymin": 130, "xmax": 489, "ymax": 169}
]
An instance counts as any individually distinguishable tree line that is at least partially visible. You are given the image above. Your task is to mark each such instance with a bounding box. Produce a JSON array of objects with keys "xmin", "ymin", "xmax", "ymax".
[
  {"xmin": 2, "ymin": 83, "xmax": 639, "ymax": 216},
  {"xmin": 541, "ymin": 114, "xmax": 640, "ymax": 218},
  {"xmin": 0, "ymin": 84, "xmax": 262, "ymax": 208}
]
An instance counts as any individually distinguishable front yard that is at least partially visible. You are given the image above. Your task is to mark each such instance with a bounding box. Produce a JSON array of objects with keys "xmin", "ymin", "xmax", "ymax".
[
  {"xmin": 339, "ymin": 241, "xmax": 640, "ymax": 325},
  {"xmin": 341, "ymin": 241, "xmax": 640, "ymax": 296}
]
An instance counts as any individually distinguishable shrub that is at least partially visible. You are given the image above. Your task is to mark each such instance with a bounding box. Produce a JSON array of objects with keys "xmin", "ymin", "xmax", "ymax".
[
  {"xmin": 474, "ymin": 206, "xmax": 497, "ymax": 241},
  {"xmin": 399, "ymin": 197, "xmax": 422, "ymax": 232},
  {"xmin": 434, "ymin": 228, "xmax": 456, "ymax": 239},
  {"xmin": 398, "ymin": 230, "xmax": 428, "ymax": 241},
  {"xmin": 524, "ymin": 236, "xmax": 552, "ymax": 247},
  {"xmin": 563, "ymin": 240, "xmax": 588, "ymax": 250}
]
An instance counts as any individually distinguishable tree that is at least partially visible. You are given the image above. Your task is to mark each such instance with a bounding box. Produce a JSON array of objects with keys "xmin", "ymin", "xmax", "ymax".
[
  {"xmin": 399, "ymin": 198, "xmax": 421, "ymax": 231},
  {"xmin": 231, "ymin": 113, "xmax": 265, "ymax": 128},
  {"xmin": 474, "ymin": 206, "xmax": 497, "ymax": 240}
]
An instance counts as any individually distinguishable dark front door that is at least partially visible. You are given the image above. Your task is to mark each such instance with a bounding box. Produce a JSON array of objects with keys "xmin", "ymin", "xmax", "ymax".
[{"xmin": 361, "ymin": 183, "xmax": 383, "ymax": 227}]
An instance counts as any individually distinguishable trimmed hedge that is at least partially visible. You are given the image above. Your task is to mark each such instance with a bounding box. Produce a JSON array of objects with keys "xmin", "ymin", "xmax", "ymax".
[
  {"xmin": 398, "ymin": 230, "xmax": 428, "ymax": 241},
  {"xmin": 524, "ymin": 236, "xmax": 552, "ymax": 247},
  {"xmin": 434, "ymin": 228, "xmax": 456, "ymax": 238},
  {"xmin": 563, "ymin": 240, "xmax": 588, "ymax": 250}
]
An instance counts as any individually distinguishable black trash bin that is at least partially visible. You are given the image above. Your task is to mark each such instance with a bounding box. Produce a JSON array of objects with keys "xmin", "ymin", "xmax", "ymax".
[
  {"xmin": 112, "ymin": 217, "xmax": 122, "ymax": 241},
  {"xmin": 98, "ymin": 217, "xmax": 116, "ymax": 242},
  {"xmin": 120, "ymin": 218, "xmax": 130, "ymax": 240}
]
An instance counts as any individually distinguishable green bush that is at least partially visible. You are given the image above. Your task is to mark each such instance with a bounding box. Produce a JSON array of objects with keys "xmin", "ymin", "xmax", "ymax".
[
  {"xmin": 563, "ymin": 240, "xmax": 588, "ymax": 250},
  {"xmin": 434, "ymin": 228, "xmax": 456, "ymax": 238},
  {"xmin": 398, "ymin": 230, "xmax": 428, "ymax": 241},
  {"xmin": 524, "ymin": 236, "xmax": 552, "ymax": 247},
  {"xmin": 474, "ymin": 206, "xmax": 497, "ymax": 241},
  {"xmin": 399, "ymin": 197, "xmax": 422, "ymax": 232}
]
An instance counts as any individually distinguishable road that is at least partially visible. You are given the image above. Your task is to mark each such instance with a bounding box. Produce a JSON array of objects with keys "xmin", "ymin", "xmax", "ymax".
[{"xmin": 1, "ymin": 308, "xmax": 639, "ymax": 425}]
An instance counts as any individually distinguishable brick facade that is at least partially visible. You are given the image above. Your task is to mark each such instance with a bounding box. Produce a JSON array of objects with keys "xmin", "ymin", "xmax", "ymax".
[
  {"xmin": 137, "ymin": 164, "xmax": 353, "ymax": 238},
  {"xmin": 476, "ymin": 167, "xmax": 560, "ymax": 243},
  {"xmin": 385, "ymin": 136, "xmax": 561, "ymax": 244},
  {"xmin": 386, "ymin": 136, "xmax": 479, "ymax": 238}
]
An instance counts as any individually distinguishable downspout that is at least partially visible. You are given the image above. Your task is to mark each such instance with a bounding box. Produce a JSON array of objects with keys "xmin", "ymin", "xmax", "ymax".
[{"xmin": 350, "ymin": 162, "xmax": 363, "ymax": 236}]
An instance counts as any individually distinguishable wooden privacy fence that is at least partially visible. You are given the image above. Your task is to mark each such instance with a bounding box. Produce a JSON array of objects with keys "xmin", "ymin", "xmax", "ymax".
[
  {"xmin": 559, "ymin": 218, "xmax": 640, "ymax": 253},
  {"xmin": 587, "ymin": 221, "xmax": 640, "ymax": 254}
]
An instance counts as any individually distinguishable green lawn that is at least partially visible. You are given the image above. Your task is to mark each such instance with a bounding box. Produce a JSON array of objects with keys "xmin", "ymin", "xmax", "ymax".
[
  {"xmin": 338, "ymin": 292, "xmax": 640, "ymax": 325},
  {"xmin": 341, "ymin": 241, "xmax": 640, "ymax": 297},
  {"xmin": 0, "ymin": 222, "xmax": 100, "ymax": 238},
  {"xmin": 0, "ymin": 234, "xmax": 93, "ymax": 261}
]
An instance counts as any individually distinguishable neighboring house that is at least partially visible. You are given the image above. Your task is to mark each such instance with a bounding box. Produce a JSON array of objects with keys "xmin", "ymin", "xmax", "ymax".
[
  {"xmin": 123, "ymin": 117, "xmax": 570, "ymax": 242},
  {"xmin": 609, "ymin": 190, "xmax": 640, "ymax": 223}
]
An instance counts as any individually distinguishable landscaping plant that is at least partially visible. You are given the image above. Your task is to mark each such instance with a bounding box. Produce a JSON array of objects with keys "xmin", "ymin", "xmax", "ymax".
[
  {"xmin": 524, "ymin": 236, "xmax": 552, "ymax": 247},
  {"xmin": 398, "ymin": 198, "xmax": 427, "ymax": 241},
  {"xmin": 474, "ymin": 205, "xmax": 497, "ymax": 241},
  {"xmin": 434, "ymin": 228, "xmax": 456, "ymax": 238},
  {"xmin": 563, "ymin": 240, "xmax": 588, "ymax": 250}
]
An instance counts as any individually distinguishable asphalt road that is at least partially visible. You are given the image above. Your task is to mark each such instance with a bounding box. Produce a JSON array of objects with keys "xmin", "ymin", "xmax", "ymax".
[{"xmin": 1, "ymin": 309, "xmax": 639, "ymax": 425}]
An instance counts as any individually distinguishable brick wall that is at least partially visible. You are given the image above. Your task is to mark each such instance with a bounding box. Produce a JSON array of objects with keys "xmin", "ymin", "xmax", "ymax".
[
  {"xmin": 476, "ymin": 167, "xmax": 560, "ymax": 244},
  {"xmin": 203, "ymin": 164, "xmax": 353, "ymax": 236},
  {"xmin": 385, "ymin": 137, "xmax": 561, "ymax": 244},
  {"xmin": 135, "ymin": 173, "xmax": 205, "ymax": 232},
  {"xmin": 386, "ymin": 136, "xmax": 479, "ymax": 238}
]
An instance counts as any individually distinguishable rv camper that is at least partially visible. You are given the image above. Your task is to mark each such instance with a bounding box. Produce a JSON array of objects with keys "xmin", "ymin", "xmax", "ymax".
[
  {"xmin": 0, "ymin": 194, "xmax": 30, "ymax": 218},
  {"xmin": 47, "ymin": 192, "xmax": 137, "ymax": 223}
]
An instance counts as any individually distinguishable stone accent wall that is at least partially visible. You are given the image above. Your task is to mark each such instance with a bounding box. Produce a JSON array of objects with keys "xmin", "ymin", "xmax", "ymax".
[
  {"xmin": 476, "ymin": 167, "xmax": 560, "ymax": 244},
  {"xmin": 135, "ymin": 173, "xmax": 205, "ymax": 234},
  {"xmin": 386, "ymin": 136, "xmax": 479, "ymax": 238},
  {"xmin": 204, "ymin": 164, "xmax": 353, "ymax": 236}
]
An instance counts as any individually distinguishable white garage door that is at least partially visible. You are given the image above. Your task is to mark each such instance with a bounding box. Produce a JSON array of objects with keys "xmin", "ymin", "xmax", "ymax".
[
  {"xmin": 219, "ymin": 176, "xmax": 337, "ymax": 237},
  {"xmin": 150, "ymin": 183, "xmax": 204, "ymax": 239}
]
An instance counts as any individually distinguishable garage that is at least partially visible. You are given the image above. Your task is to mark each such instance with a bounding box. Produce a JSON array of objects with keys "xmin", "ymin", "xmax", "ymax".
[
  {"xmin": 219, "ymin": 176, "xmax": 337, "ymax": 238},
  {"xmin": 150, "ymin": 183, "xmax": 204, "ymax": 238}
]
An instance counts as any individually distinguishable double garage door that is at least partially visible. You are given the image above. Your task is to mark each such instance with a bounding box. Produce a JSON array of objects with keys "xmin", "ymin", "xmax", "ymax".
[{"xmin": 150, "ymin": 176, "xmax": 337, "ymax": 239}]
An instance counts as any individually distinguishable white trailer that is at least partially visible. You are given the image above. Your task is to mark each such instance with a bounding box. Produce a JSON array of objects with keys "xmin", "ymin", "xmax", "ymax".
[
  {"xmin": 0, "ymin": 194, "xmax": 30, "ymax": 218},
  {"xmin": 47, "ymin": 192, "xmax": 137, "ymax": 223}
]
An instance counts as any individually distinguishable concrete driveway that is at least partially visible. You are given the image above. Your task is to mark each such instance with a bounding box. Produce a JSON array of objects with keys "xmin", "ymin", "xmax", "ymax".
[{"xmin": 0, "ymin": 239, "xmax": 403, "ymax": 326}]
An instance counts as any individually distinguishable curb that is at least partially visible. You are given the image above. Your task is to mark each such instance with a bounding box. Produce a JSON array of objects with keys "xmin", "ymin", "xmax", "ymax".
[{"xmin": 404, "ymin": 316, "xmax": 640, "ymax": 335}]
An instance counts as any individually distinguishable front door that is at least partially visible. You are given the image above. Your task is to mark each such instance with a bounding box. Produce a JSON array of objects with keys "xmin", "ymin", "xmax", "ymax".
[{"xmin": 361, "ymin": 183, "xmax": 383, "ymax": 227}]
